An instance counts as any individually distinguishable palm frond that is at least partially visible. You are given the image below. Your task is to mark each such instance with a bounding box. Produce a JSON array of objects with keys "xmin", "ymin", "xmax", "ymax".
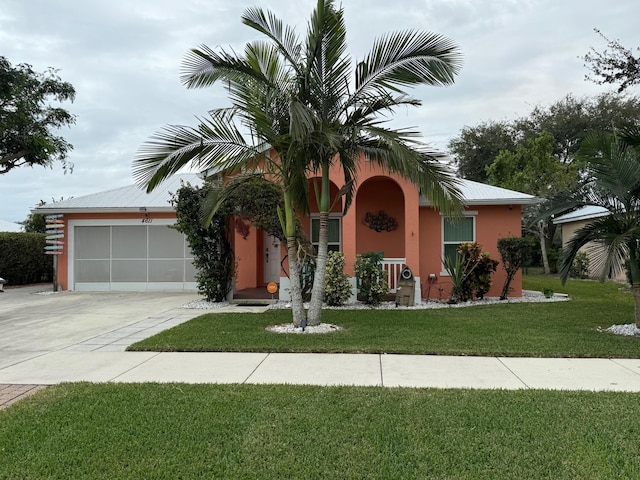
[
  {"xmin": 133, "ymin": 110, "xmax": 266, "ymax": 192},
  {"xmin": 241, "ymin": 6, "xmax": 302, "ymax": 69},
  {"xmin": 355, "ymin": 30, "xmax": 462, "ymax": 97},
  {"xmin": 559, "ymin": 213, "xmax": 639, "ymax": 283}
]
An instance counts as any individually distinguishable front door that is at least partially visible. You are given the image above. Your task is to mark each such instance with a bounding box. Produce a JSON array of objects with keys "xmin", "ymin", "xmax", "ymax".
[{"xmin": 264, "ymin": 233, "xmax": 281, "ymax": 284}]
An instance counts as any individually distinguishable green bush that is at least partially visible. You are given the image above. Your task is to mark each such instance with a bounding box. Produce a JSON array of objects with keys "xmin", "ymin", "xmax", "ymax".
[
  {"xmin": 0, "ymin": 232, "xmax": 53, "ymax": 285},
  {"xmin": 354, "ymin": 251, "xmax": 389, "ymax": 305},
  {"xmin": 497, "ymin": 236, "xmax": 534, "ymax": 300},
  {"xmin": 546, "ymin": 247, "xmax": 560, "ymax": 273},
  {"xmin": 456, "ymin": 242, "xmax": 499, "ymax": 301},
  {"xmin": 171, "ymin": 183, "xmax": 234, "ymax": 302},
  {"xmin": 570, "ymin": 251, "xmax": 590, "ymax": 279},
  {"xmin": 323, "ymin": 251, "xmax": 352, "ymax": 306}
]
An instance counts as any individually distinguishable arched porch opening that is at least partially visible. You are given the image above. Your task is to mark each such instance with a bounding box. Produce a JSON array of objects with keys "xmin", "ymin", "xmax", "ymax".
[{"xmin": 355, "ymin": 177, "xmax": 406, "ymax": 291}]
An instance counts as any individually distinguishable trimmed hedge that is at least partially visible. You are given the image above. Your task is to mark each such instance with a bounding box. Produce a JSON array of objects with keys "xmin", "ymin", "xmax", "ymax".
[{"xmin": 0, "ymin": 232, "xmax": 53, "ymax": 286}]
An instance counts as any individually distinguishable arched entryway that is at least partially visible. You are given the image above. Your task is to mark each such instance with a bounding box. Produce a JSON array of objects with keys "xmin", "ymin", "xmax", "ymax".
[{"xmin": 355, "ymin": 177, "xmax": 406, "ymax": 291}]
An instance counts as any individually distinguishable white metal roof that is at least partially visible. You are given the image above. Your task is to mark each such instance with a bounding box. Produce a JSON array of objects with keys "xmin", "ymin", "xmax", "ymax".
[
  {"xmin": 552, "ymin": 205, "xmax": 610, "ymax": 225},
  {"xmin": 33, "ymin": 174, "xmax": 203, "ymax": 214},
  {"xmin": 32, "ymin": 174, "xmax": 536, "ymax": 214},
  {"xmin": 419, "ymin": 178, "xmax": 539, "ymax": 206}
]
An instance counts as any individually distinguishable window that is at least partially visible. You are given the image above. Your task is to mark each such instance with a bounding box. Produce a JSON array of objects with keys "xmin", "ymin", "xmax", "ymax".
[
  {"xmin": 311, "ymin": 216, "xmax": 341, "ymax": 253},
  {"xmin": 442, "ymin": 216, "xmax": 475, "ymax": 271}
]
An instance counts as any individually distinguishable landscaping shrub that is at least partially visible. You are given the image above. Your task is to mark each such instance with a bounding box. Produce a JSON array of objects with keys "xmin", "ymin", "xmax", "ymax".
[
  {"xmin": 444, "ymin": 242, "xmax": 498, "ymax": 302},
  {"xmin": 0, "ymin": 232, "xmax": 53, "ymax": 285},
  {"xmin": 323, "ymin": 251, "xmax": 352, "ymax": 306},
  {"xmin": 171, "ymin": 183, "xmax": 234, "ymax": 302},
  {"xmin": 570, "ymin": 251, "xmax": 590, "ymax": 279},
  {"xmin": 354, "ymin": 251, "xmax": 389, "ymax": 305},
  {"xmin": 497, "ymin": 236, "xmax": 534, "ymax": 300}
]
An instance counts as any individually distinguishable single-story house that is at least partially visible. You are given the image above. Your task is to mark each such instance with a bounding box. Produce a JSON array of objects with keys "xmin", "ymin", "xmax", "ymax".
[
  {"xmin": 35, "ymin": 160, "xmax": 537, "ymax": 301},
  {"xmin": 552, "ymin": 205, "xmax": 626, "ymax": 281}
]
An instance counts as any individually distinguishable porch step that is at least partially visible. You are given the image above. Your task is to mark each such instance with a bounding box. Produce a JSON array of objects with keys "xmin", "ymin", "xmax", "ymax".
[{"xmin": 231, "ymin": 299, "xmax": 277, "ymax": 307}]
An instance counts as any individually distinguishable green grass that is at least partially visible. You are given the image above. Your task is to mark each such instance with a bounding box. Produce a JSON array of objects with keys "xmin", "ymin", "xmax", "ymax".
[
  {"xmin": 1, "ymin": 383, "xmax": 639, "ymax": 479},
  {"xmin": 129, "ymin": 276, "xmax": 640, "ymax": 357}
]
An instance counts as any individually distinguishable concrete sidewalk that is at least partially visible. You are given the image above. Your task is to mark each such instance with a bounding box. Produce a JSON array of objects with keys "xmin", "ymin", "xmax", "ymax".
[
  {"xmin": 1, "ymin": 285, "xmax": 640, "ymax": 394},
  {"xmin": 1, "ymin": 350, "xmax": 640, "ymax": 391}
]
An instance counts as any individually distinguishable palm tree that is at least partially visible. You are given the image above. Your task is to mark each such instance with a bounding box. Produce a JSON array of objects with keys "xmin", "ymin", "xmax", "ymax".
[
  {"xmin": 553, "ymin": 132, "xmax": 640, "ymax": 327},
  {"xmin": 260, "ymin": 0, "xmax": 464, "ymax": 324},
  {"xmin": 133, "ymin": 0, "xmax": 464, "ymax": 327}
]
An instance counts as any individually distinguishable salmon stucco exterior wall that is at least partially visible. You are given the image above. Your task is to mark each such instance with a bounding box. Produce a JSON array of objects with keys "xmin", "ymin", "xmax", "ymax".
[{"xmin": 418, "ymin": 205, "xmax": 523, "ymax": 300}]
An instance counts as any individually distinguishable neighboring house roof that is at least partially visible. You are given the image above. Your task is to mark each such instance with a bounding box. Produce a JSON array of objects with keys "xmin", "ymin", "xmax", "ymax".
[
  {"xmin": 0, "ymin": 219, "xmax": 22, "ymax": 232},
  {"xmin": 33, "ymin": 174, "xmax": 203, "ymax": 214},
  {"xmin": 419, "ymin": 179, "xmax": 539, "ymax": 207},
  {"xmin": 552, "ymin": 206, "xmax": 610, "ymax": 225}
]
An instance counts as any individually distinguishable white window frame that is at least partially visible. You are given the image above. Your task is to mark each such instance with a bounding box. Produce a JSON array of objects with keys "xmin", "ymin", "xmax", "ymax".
[
  {"xmin": 440, "ymin": 211, "xmax": 477, "ymax": 276},
  {"xmin": 310, "ymin": 214, "xmax": 342, "ymax": 253}
]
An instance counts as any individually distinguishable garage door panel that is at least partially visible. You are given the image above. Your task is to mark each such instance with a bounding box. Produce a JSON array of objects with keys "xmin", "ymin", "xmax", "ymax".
[
  {"xmin": 112, "ymin": 259, "xmax": 147, "ymax": 282},
  {"xmin": 75, "ymin": 260, "xmax": 110, "ymax": 282},
  {"xmin": 75, "ymin": 227, "xmax": 110, "ymax": 259},
  {"xmin": 149, "ymin": 260, "xmax": 184, "ymax": 282},
  {"xmin": 185, "ymin": 261, "xmax": 197, "ymax": 282},
  {"xmin": 112, "ymin": 226, "xmax": 147, "ymax": 258},
  {"xmin": 149, "ymin": 226, "xmax": 184, "ymax": 258}
]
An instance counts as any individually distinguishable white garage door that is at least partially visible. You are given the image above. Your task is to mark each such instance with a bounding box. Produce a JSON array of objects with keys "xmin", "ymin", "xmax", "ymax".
[{"xmin": 70, "ymin": 220, "xmax": 197, "ymax": 291}]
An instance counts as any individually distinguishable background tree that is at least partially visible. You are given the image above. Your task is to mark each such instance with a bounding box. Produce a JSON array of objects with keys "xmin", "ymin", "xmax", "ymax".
[
  {"xmin": 20, "ymin": 201, "xmax": 47, "ymax": 233},
  {"xmin": 487, "ymin": 131, "xmax": 577, "ymax": 274},
  {"xmin": 583, "ymin": 29, "xmax": 640, "ymax": 93},
  {"xmin": 449, "ymin": 93, "xmax": 640, "ymax": 270},
  {"xmin": 448, "ymin": 120, "xmax": 516, "ymax": 182},
  {"xmin": 515, "ymin": 93, "xmax": 640, "ymax": 163},
  {"xmin": 0, "ymin": 56, "xmax": 76, "ymax": 174}
]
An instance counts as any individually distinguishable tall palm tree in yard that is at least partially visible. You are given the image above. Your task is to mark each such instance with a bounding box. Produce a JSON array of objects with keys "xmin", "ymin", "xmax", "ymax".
[
  {"xmin": 553, "ymin": 132, "xmax": 640, "ymax": 327},
  {"xmin": 133, "ymin": 0, "xmax": 464, "ymax": 327},
  {"xmin": 277, "ymin": 0, "xmax": 464, "ymax": 324}
]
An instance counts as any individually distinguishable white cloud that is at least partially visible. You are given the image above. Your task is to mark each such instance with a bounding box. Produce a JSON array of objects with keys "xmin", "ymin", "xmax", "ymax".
[{"xmin": 0, "ymin": 0, "xmax": 638, "ymax": 222}]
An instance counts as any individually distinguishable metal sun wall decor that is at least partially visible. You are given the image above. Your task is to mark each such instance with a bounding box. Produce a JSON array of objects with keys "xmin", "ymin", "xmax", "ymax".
[{"xmin": 364, "ymin": 210, "xmax": 398, "ymax": 232}]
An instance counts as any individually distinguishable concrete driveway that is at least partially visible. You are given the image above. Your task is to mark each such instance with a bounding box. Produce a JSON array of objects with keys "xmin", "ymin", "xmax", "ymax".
[{"xmin": 0, "ymin": 285, "xmax": 203, "ymax": 369}]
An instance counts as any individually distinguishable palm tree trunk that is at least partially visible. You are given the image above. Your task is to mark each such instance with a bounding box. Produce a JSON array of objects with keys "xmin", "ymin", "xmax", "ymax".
[
  {"xmin": 282, "ymin": 189, "xmax": 305, "ymax": 327},
  {"xmin": 307, "ymin": 211, "xmax": 328, "ymax": 325},
  {"xmin": 307, "ymin": 163, "xmax": 331, "ymax": 326},
  {"xmin": 538, "ymin": 220, "xmax": 550, "ymax": 275},
  {"xmin": 287, "ymin": 236, "xmax": 306, "ymax": 327}
]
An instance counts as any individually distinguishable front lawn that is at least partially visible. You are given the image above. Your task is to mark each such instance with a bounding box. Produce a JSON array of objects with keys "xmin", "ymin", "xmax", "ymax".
[
  {"xmin": 128, "ymin": 276, "xmax": 640, "ymax": 357},
  {"xmin": 1, "ymin": 383, "xmax": 639, "ymax": 479}
]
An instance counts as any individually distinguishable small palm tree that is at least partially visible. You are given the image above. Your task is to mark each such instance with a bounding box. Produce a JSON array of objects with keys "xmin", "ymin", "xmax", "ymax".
[{"xmin": 553, "ymin": 132, "xmax": 640, "ymax": 327}]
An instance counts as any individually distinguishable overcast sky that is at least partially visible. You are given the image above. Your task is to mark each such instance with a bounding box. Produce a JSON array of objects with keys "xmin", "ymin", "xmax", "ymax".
[{"xmin": 1, "ymin": 0, "xmax": 638, "ymax": 223}]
